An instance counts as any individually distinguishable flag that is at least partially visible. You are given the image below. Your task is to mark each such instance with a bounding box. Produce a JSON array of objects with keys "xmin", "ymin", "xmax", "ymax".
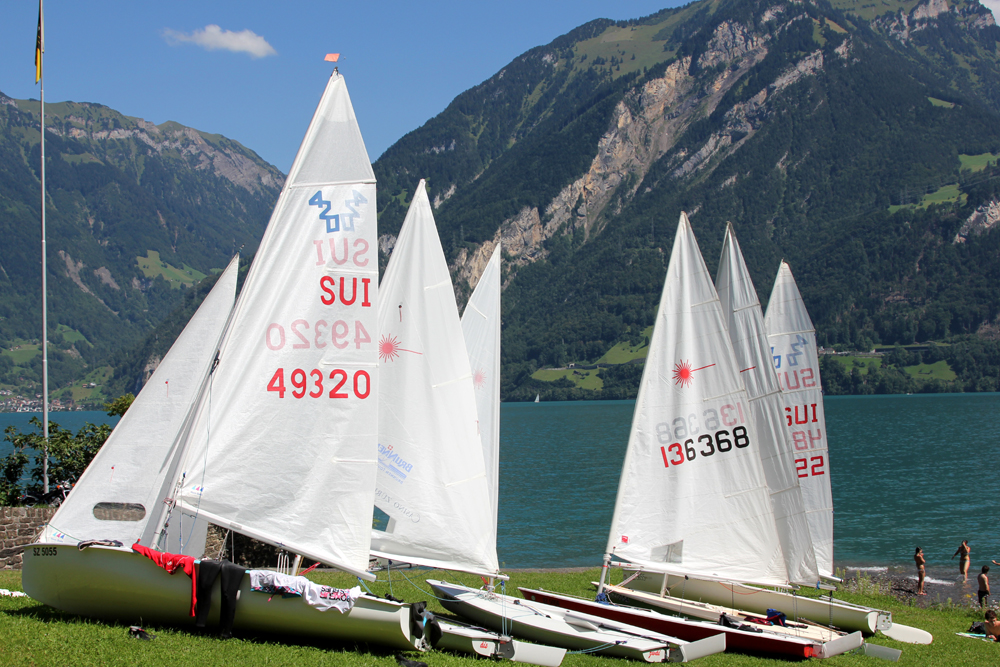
[
  {"xmin": 35, "ymin": 0, "xmax": 44, "ymax": 84},
  {"xmin": 324, "ymin": 53, "xmax": 340, "ymax": 62}
]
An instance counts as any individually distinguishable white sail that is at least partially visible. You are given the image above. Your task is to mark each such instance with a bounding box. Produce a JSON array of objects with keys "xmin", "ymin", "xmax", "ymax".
[
  {"xmin": 41, "ymin": 256, "xmax": 239, "ymax": 548},
  {"xmin": 174, "ymin": 72, "xmax": 380, "ymax": 580},
  {"xmin": 716, "ymin": 224, "xmax": 820, "ymax": 585},
  {"xmin": 606, "ymin": 213, "xmax": 788, "ymax": 587},
  {"xmin": 763, "ymin": 262, "xmax": 834, "ymax": 578},
  {"xmin": 461, "ymin": 244, "xmax": 502, "ymax": 532},
  {"xmin": 372, "ymin": 181, "xmax": 499, "ymax": 578}
]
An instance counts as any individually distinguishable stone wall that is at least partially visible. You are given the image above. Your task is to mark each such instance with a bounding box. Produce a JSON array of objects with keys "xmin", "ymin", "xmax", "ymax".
[{"xmin": 0, "ymin": 507, "xmax": 56, "ymax": 569}]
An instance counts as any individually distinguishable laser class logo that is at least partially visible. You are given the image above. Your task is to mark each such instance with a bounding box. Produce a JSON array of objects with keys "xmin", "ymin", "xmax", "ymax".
[
  {"xmin": 378, "ymin": 335, "xmax": 422, "ymax": 363},
  {"xmin": 672, "ymin": 360, "xmax": 715, "ymax": 388},
  {"xmin": 472, "ymin": 368, "xmax": 487, "ymax": 389},
  {"xmin": 309, "ymin": 190, "xmax": 369, "ymax": 233}
]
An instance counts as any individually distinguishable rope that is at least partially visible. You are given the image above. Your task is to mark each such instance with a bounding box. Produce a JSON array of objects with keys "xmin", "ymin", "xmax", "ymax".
[{"xmin": 567, "ymin": 641, "xmax": 625, "ymax": 654}]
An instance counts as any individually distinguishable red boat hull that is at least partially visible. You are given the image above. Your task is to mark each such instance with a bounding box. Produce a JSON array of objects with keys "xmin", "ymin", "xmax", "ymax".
[{"xmin": 519, "ymin": 587, "xmax": 816, "ymax": 659}]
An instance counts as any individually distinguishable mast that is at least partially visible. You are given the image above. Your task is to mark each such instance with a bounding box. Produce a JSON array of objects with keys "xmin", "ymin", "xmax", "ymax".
[{"xmin": 36, "ymin": 0, "xmax": 49, "ymax": 494}]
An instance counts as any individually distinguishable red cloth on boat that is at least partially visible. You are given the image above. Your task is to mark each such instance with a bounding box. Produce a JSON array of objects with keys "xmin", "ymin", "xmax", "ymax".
[{"xmin": 131, "ymin": 543, "xmax": 197, "ymax": 616}]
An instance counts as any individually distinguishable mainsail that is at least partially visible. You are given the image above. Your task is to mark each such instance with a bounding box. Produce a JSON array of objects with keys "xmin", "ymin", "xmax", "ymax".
[
  {"xmin": 716, "ymin": 225, "xmax": 820, "ymax": 585},
  {"xmin": 174, "ymin": 72, "xmax": 380, "ymax": 580},
  {"xmin": 461, "ymin": 244, "xmax": 502, "ymax": 532},
  {"xmin": 372, "ymin": 181, "xmax": 499, "ymax": 578},
  {"xmin": 763, "ymin": 262, "xmax": 835, "ymax": 578},
  {"xmin": 41, "ymin": 256, "xmax": 239, "ymax": 549},
  {"xmin": 606, "ymin": 213, "xmax": 788, "ymax": 587}
]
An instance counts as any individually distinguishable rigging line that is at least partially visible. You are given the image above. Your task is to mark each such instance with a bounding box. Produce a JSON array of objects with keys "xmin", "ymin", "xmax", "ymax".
[
  {"xmin": 181, "ymin": 367, "xmax": 215, "ymax": 552},
  {"xmin": 390, "ymin": 568, "xmax": 458, "ymax": 603},
  {"xmin": 567, "ymin": 641, "xmax": 625, "ymax": 654}
]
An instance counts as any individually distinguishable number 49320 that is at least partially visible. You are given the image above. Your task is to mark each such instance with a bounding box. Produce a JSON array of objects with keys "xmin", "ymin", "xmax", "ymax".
[{"xmin": 267, "ymin": 368, "xmax": 370, "ymax": 399}]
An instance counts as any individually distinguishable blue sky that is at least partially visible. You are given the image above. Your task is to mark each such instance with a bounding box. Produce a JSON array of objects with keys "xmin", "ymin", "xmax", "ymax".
[{"xmin": 0, "ymin": 0, "xmax": 687, "ymax": 173}]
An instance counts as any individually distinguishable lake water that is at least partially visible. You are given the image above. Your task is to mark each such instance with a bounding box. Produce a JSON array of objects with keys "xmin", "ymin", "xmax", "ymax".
[{"xmin": 3, "ymin": 394, "xmax": 996, "ymax": 584}]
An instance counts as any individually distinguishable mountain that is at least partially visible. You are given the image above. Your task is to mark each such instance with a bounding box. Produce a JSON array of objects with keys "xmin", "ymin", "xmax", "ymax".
[
  {"xmin": 0, "ymin": 92, "xmax": 282, "ymax": 402},
  {"xmin": 372, "ymin": 0, "xmax": 1000, "ymax": 398}
]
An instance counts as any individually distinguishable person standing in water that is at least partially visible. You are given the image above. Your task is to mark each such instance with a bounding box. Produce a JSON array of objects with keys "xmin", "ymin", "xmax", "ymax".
[
  {"xmin": 915, "ymin": 547, "xmax": 927, "ymax": 596},
  {"xmin": 953, "ymin": 540, "xmax": 971, "ymax": 581},
  {"xmin": 979, "ymin": 566, "xmax": 991, "ymax": 608}
]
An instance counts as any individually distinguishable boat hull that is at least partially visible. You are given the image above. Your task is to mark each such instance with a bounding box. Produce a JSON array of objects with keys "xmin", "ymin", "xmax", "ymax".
[
  {"xmin": 22, "ymin": 544, "xmax": 419, "ymax": 649},
  {"xmin": 521, "ymin": 587, "xmax": 820, "ymax": 659},
  {"xmin": 625, "ymin": 570, "xmax": 883, "ymax": 634},
  {"xmin": 427, "ymin": 579, "xmax": 682, "ymax": 662},
  {"xmin": 436, "ymin": 621, "xmax": 567, "ymax": 666}
]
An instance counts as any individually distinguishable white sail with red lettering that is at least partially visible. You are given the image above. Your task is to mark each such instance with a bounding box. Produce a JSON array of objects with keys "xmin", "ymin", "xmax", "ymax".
[
  {"xmin": 764, "ymin": 262, "xmax": 834, "ymax": 578},
  {"xmin": 461, "ymin": 243, "xmax": 502, "ymax": 532},
  {"xmin": 172, "ymin": 71, "xmax": 380, "ymax": 580},
  {"xmin": 371, "ymin": 181, "xmax": 499, "ymax": 578},
  {"xmin": 716, "ymin": 224, "xmax": 820, "ymax": 586},
  {"xmin": 605, "ymin": 213, "xmax": 787, "ymax": 587}
]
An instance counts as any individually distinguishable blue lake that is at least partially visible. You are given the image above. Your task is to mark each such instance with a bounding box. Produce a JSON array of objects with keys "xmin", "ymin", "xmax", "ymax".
[{"xmin": 3, "ymin": 393, "xmax": 997, "ymax": 577}]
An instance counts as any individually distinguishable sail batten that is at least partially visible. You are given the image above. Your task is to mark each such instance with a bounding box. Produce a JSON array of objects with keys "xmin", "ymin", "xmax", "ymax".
[
  {"xmin": 606, "ymin": 213, "xmax": 788, "ymax": 588},
  {"xmin": 717, "ymin": 225, "xmax": 820, "ymax": 585}
]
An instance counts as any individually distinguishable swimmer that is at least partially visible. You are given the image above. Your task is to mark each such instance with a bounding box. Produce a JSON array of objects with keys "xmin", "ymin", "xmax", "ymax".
[
  {"xmin": 979, "ymin": 565, "xmax": 990, "ymax": 608},
  {"xmin": 915, "ymin": 546, "xmax": 926, "ymax": 596},
  {"xmin": 953, "ymin": 540, "xmax": 971, "ymax": 581},
  {"xmin": 986, "ymin": 609, "xmax": 1000, "ymax": 642}
]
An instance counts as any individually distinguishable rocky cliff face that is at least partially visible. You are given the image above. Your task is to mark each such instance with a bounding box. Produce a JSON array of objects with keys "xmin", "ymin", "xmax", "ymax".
[
  {"xmin": 449, "ymin": 11, "xmax": 827, "ymax": 290},
  {"xmin": 18, "ymin": 99, "xmax": 283, "ymax": 195}
]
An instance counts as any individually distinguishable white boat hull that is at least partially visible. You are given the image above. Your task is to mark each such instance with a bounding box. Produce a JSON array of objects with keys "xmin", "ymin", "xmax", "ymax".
[
  {"xmin": 22, "ymin": 544, "xmax": 419, "ymax": 649},
  {"xmin": 428, "ymin": 579, "xmax": 725, "ymax": 662},
  {"xmin": 625, "ymin": 570, "xmax": 884, "ymax": 634},
  {"xmin": 436, "ymin": 621, "xmax": 567, "ymax": 666}
]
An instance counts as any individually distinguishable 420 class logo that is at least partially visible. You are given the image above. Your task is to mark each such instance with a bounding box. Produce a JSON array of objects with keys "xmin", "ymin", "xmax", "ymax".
[{"xmin": 310, "ymin": 190, "xmax": 368, "ymax": 233}]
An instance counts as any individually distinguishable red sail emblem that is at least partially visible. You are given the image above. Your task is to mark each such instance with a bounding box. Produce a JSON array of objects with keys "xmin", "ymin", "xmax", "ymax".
[{"xmin": 672, "ymin": 360, "xmax": 715, "ymax": 388}]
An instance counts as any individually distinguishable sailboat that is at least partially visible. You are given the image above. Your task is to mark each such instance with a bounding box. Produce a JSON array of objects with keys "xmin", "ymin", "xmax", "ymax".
[
  {"xmin": 620, "ymin": 228, "xmax": 878, "ymax": 630},
  {"xmin": 23, "ymin": 70, "xmax": 425, "ymax": 650},
  {"xmin": 372, "ymin": 180, "xmax": 498, "ymax": 578},
  {"xmin": 535, "ymin": 213, "xmax": 862, "ymax": 657},
  {"xmin": 534, "ymin": 394, "xmax": 540, "ymax": 403},
  {"xmin": 371, "ymin": 186, "xmax": 567, "ymax": 665},
  {"xmin": 620, "ymin": 246, "xmax": 929, "ymax": 644}
]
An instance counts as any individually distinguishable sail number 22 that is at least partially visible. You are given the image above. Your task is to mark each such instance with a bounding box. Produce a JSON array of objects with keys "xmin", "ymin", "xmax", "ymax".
[{"xmin": 267, "ymin": 368, "xmax": 371, "ymax": 399}]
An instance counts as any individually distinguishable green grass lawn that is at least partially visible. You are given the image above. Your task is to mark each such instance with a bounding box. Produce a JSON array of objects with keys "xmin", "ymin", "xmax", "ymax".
[
  {"xmin": 828, "ymin": 356, "xmax": 882, "ymax": 374},
  {"xmin": 888, "ymin": 183, "xmax": 967, "ymax": 213},
  {"xmin": 137, "ymin": 250, "xmax": 208, "ymax": 288},
  {"xmin": 55, "ymin": 325, "xmax": 89, "ymax": 346},
  {"xmin": 902, "ymin": 359, "xmax": 957, "ymax": 381},
  {"xmin": 531, "ymin": 367, "xmax": 604, "ymax": 390},
  {"xmin": 959, "ymin": 153, "xmax": 1000, "ymax": 172},
  {"xmin": 596, "ymin": 327, "xmax": 652, "ymax": 365},
  {"xmin": 4, "ymin": 342, "xmax": 41, "ymax": 365},
  {"xmin": 1, "ymin": 567, "xmax": 996, "ymax": 666},
  {"xmin": 928, "ymin": 97, "xmax": 956, "ymax": 108}
]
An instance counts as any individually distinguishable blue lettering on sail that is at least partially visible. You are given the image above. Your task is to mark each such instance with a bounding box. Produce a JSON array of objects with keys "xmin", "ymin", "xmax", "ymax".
[
  {"xmin": 341, "ymin": 190, "xmax": 368, "ymax": 232},
  {"xmin": 377, "ymin": 443, "xmax": 413, "ymax": 483},
  {"xmin": 787, "ymin": 334, "xmax": 808, "ymax": 367},
  {"xmin": 310, "ymin": 190, "xmax": 369, "ymax": 233}
]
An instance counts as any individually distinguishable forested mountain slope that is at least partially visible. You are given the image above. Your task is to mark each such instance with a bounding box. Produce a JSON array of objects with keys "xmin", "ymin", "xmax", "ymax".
[
  {"xmin": 373, "ymin": 0, "xmax": 1000, "ymax": 398},
  {"xmin": 0, "ymin": 92, "xmax": 281, "ymax": 396}
]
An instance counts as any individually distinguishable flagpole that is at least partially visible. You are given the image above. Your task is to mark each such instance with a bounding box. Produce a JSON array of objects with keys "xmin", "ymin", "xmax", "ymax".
[{"xmin": 37, "ymin": 0, "xmax": 49, "ymax": 495}]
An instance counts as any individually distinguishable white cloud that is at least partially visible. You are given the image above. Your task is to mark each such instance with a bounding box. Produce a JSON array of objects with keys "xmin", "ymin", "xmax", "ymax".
[
  {"xmin": 983, "ymin": 0, "xmax": 1000, "ymax": 24},
  {"xmin": 163, "ymin": 25, "xmax": 277, "ymax": 58}
]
